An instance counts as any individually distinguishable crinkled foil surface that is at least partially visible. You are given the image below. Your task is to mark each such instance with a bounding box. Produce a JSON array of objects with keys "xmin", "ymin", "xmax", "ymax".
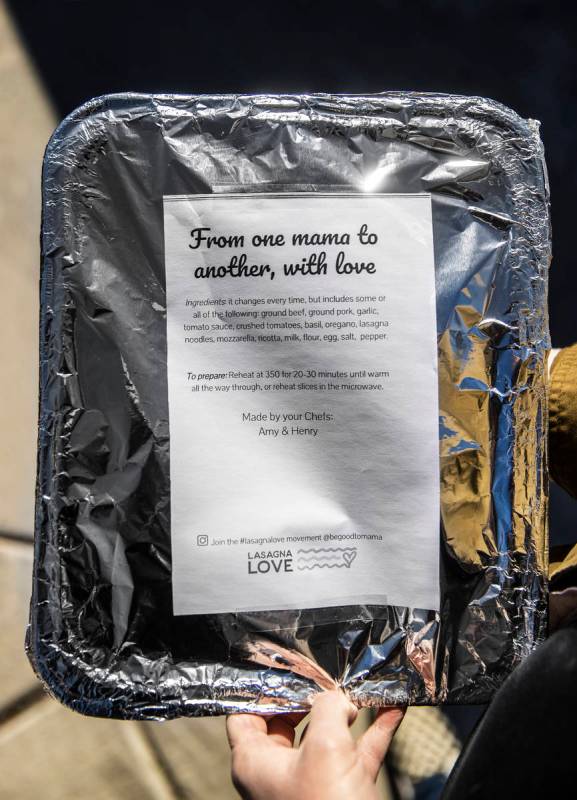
[{"xmin": 27, "ymin": 93, "xmax": 550, "ymax": 718}]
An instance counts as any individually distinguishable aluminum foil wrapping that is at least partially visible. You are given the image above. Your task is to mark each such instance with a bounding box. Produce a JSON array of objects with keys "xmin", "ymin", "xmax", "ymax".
[{"xmin": 27, "ymin": 92, "xmax": 550, "ymax": 718}]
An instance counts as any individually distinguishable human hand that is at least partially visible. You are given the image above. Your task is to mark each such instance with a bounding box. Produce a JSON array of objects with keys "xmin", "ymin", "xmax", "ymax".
[{"xmin": 226, "ymin": 690, "xmax": 405, "ymax": 800}]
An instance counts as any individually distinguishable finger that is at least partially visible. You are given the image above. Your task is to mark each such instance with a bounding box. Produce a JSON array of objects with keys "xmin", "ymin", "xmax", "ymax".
[
  {"xmin": 358, "ymin": 706, "xmax": 406, "ymax": 781},
  {"xmin": 304, "ymin": 690, "xmax": 358, "ymax": 748},
  {"xmin": 226, "ymin": 713, "xmax": 268, "ymax": 751},
  {"xmin": 227, "ymin": 714, "xmax": 278, "ymax": 800}
]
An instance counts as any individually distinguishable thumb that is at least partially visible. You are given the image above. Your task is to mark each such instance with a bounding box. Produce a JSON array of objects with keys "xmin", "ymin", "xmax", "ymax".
[{"xmin": 357, "ymin": 706, "xmax": 406, "ymax": 780}]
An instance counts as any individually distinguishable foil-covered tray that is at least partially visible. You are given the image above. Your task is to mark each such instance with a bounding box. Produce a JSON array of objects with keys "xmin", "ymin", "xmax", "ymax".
[{"xmin": 27, "ymin": 92, "xmax": 550, "ymax": 718}]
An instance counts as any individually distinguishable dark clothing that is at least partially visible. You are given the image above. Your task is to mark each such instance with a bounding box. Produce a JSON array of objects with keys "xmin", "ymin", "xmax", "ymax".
[
  {"xmin": 442, "ymin": 345, "xmax": 577, "ymax": 799},
  {"xmin": 443, "ymin": 625, "xmax": 577, "ymax": 799}
]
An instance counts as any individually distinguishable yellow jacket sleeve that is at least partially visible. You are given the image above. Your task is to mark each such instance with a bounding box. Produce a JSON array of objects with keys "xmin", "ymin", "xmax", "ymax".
[{"xmin": 549, "ymin": 343, "xmax": 577, "ymax": 589}]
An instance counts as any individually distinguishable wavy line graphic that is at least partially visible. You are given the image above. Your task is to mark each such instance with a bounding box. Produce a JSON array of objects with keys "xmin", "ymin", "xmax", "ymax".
[
  {"xmin": 297, "ymin": 547, "xmax": 356, "ymax": 554},
  {"xmin": 296, "ymin": 547, "xmax": 357, "ymax": 570},
  {"xmin": 298, "ymin": 553, "xmax": 344, "ymax": 561}
]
